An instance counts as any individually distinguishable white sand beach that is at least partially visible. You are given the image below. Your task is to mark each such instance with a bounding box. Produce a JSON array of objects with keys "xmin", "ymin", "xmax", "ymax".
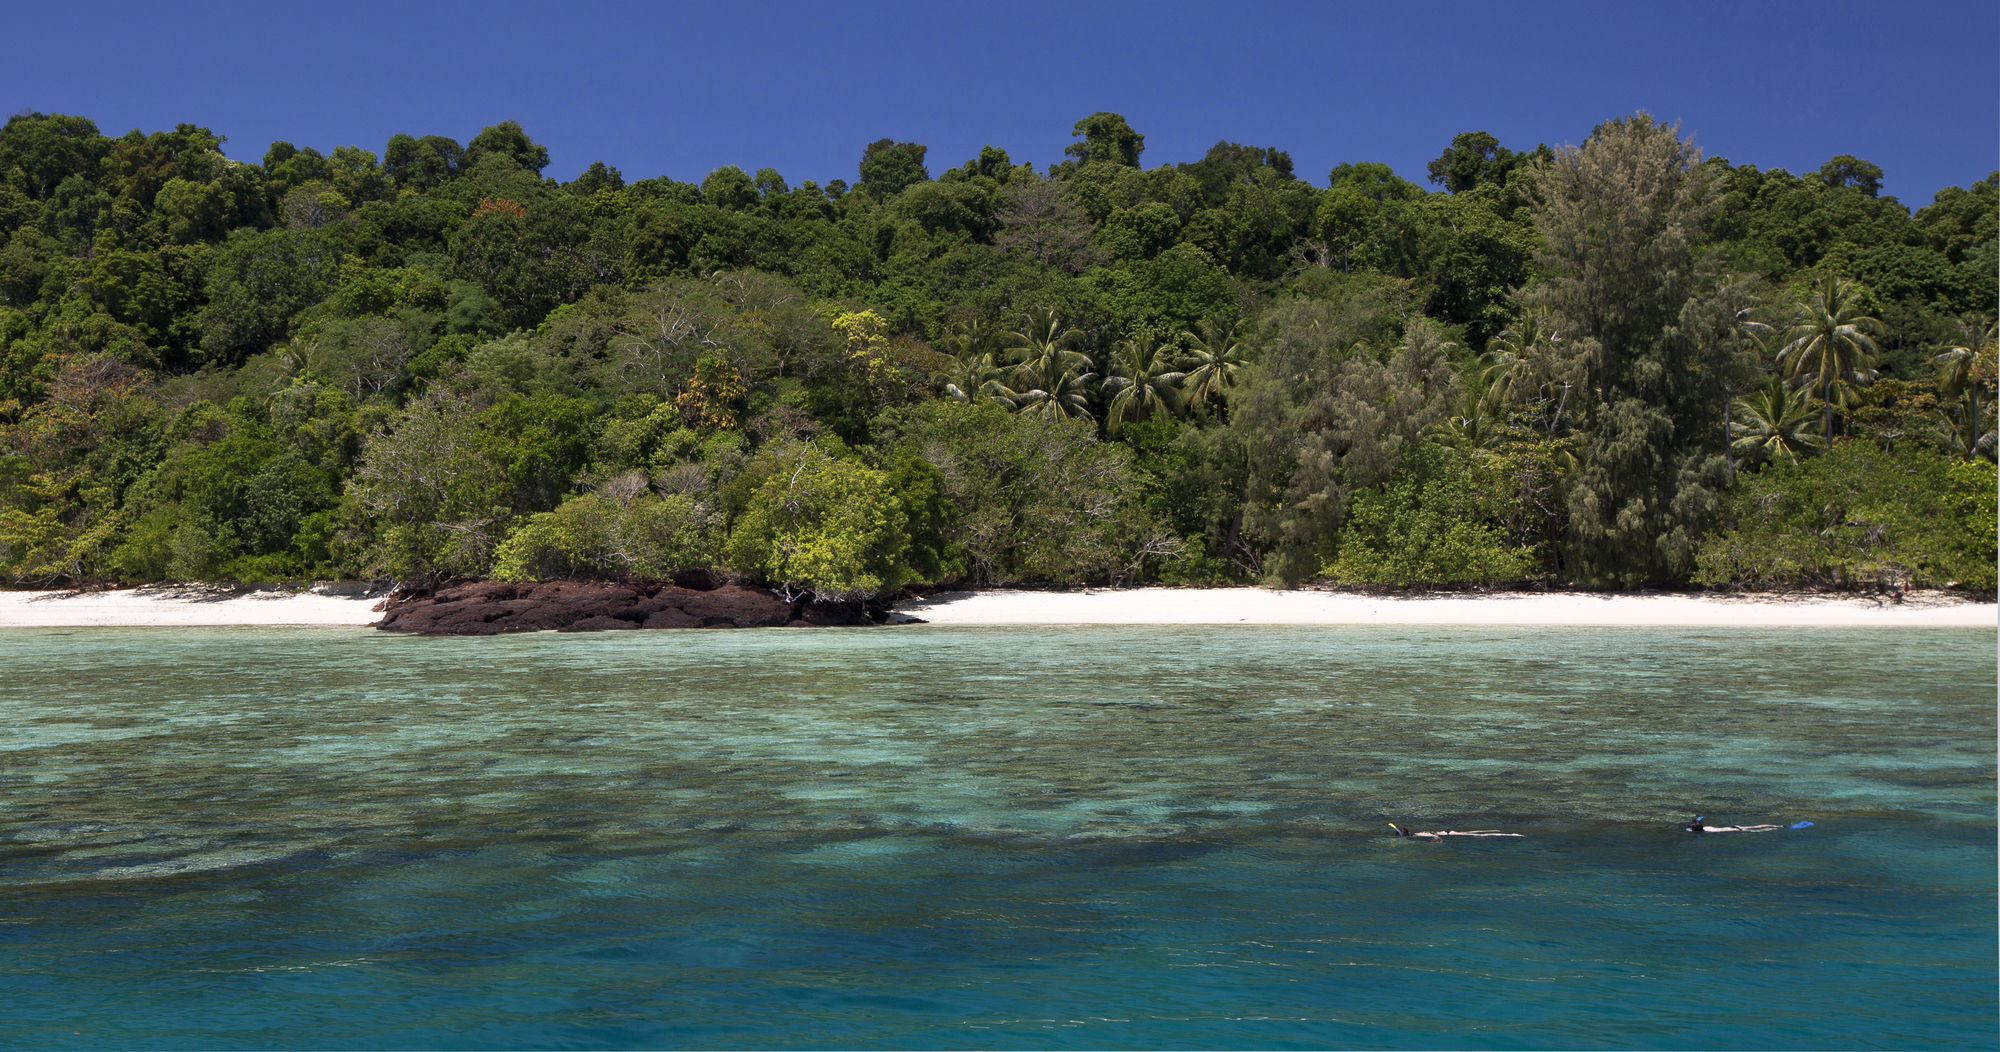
[
  {"xmin": 897, "ymin": 587, "xmax": 1998, "ymax": 628},
  {"xmin": 0, "ymin": 585, "xmax": 1991, "ymax": 629},
  {"xmin": 0, "ymin": 586, "xmax": 387, "ymax": 628}
]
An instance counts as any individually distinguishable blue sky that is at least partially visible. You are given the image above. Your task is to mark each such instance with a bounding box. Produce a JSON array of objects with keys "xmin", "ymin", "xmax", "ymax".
[{"xmin": 7, "ymin": 0, "xmax": 1995, "ymax": 204}]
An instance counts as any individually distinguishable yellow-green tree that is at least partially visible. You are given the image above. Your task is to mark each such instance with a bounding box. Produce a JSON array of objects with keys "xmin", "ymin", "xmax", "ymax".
[{"xmin": 725, "ymin": 444, "xmax": 910, "ymax": 602}]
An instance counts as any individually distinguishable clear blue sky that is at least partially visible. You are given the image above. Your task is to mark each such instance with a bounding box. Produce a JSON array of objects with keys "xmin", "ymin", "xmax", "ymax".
[{"xmin": 7, "ymin": 0, "xmax": 1995, "ymax": 204}]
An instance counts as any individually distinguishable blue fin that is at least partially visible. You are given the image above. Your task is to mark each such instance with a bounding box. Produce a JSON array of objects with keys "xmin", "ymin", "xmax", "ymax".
[{"xmin": 1789, "ymin": 821, "xmax": 1814, "ymax": 829}]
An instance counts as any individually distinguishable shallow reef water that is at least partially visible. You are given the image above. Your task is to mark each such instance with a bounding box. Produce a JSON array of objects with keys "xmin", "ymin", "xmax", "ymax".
[{"xmin": 2, "ymin": 624, "xmax": 1993, "ymax": 1048}]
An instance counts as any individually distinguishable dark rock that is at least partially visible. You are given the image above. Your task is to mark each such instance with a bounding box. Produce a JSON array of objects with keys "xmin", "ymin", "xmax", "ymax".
[
  {"xmin": 679, "ymin": 585, "xmax": 794, "ymax": 627},
  {"xmin": 559, "ymin": 615, "xmax": 640, "ymax": 632},
  {"xmin": 672, "ymin": 568, "xmax": 721, "ymax": 591},
  {"xmin": 641, "ymin": 607, "xmax": 703, "ymax": 629},
  {"xmin": 376, "ymin": 579, "xmax": 889, "ymax": 635},
  {"xmin": 796, "ymin": 599, "xmax": 869, "ymax": 626}
]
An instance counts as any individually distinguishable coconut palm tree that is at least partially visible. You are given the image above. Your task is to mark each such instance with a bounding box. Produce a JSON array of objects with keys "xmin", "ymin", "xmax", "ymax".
[
  {"xmin": 1729, "ymin": 377, "xmax": 1821, "ymax": 466},
  {"xmin": 1932, "ymin": 314, "xmax": 1996, "ymax": 400},
  {"xmin": 944, "ymin": 316, "xmax": 1005, "ymax": 358},
  {"xmin": 1181, "ymin": 318, "xmax": 1251, "ymax": 416},
  {"xmin": 1011, "ymin": 351, "xmax": 1096, "ymax": 421},
  {"xmin": 936, "ymin": 351, "xmax": 1008, "ymax": 405},
  {"xmin": 1776, "ymin": 275, "xmax": 1881, "ymax": 449},
  {"xmin": 1100, "ymin": 333, "xmax": 1186, "ymax": 436},
  {"xmin": 1930, "ymin": 389, "xmax": 1997, "ymax": 462},
  {"xmin": 1432, "ymin": 370, "xmax": 1506, "ymax": 449},
  {"xmin": 1929, "ymin": 315, "xmax": 1998, "ymax": 462},
  {"xmin": 1481, "ymin": 312, "xmax": 1561, "ymax": 408},
  {"xmin": 1006, "ymin": 307, "xmax": 1089, "ymax": 376}
]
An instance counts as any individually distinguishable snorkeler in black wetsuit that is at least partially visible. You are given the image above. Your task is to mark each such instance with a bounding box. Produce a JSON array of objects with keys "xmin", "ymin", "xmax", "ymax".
[
  {"xmin": 1684, "ymin": 815, "xmax": 1812, "ymax": 833},
  {"xmin": 1387, "ymin": 823, "xmax": 1524, "ymax": 841}
]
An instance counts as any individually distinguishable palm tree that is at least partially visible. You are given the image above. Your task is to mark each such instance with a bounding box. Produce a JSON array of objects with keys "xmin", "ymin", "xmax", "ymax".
[
  {"xmin": 1006, "ymin": 307, "xmax": 1089, "ymax": 376},
  {"xmin": 1930, "ymin": 389, "xmax": 1997, "ymax": 462},
  {"xmin": 1011, "ymin": 351, "xmax": 1096, "ymax": 421},
  {"xmin": 1776, "ymin": 275, "xmax": 1881, "ymax": 449},
  {"xmin": 1729, "ymin": 377, "xmax": 1821, "ymax": 466},
  {"xmin": 1433, "ymin": 370, "xmax": 1506, "ymax": 449},
  {"xmin": 1932, "ymin": 314, "xmax": 1996, "ymax": 400},
  {"xmin": 1181, "ymin": 318, "xmax": 1251, "ymax": 416},
  {"xmin": 1100, "ymin": 333, "xmax": 1185, "ymax": 436},
  {"xmin": 937, "ymin": 351, "xmax": 1008, "ymax": 405},
  {"xmin": 1719, "ymin": 301, "xmax": 1775, "ymax": 483},
  {"xmin": 1480, "ymin": 313, "xmax": 1559, "ymax": 408}
]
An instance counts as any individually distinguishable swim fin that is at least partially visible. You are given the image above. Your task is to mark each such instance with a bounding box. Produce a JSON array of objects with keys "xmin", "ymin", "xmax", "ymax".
[{"xmin": 1788, "ymin": 821, "xmax": 1814, "ymax": 829}]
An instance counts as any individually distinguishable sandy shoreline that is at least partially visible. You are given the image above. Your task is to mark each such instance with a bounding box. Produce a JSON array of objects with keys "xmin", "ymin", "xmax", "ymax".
[
  {"xmin": 897, "ymin": 587, "xmax": 1996, "ymax": 628},
  {"xmin": 0, "ymin": 585, "xmax": 1992, "ymax": 629},
  {"xmin": 0, "ymin": 587, "xmax": 389, "ymax": 628}
]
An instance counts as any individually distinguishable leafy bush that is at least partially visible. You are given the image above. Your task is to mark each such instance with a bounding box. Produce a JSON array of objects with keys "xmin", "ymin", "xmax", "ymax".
[
  {"xmin": 1694, "ymin": 441, "xmax": 1997, "ymax": 592},
  {"xmin": 1323, "ymin": 442, "xmax": 1534, "ymax": 587},
  {"xmin": 493, "ymin": 492, "xmax": 719, "ymax": 581},
  {"xmin": 723, "ymin": 445, "xmax": 909, "ymax": 601},
  {"xmin": 876, "ymin": 401, "xmax": 1153, "ymax": 586}
]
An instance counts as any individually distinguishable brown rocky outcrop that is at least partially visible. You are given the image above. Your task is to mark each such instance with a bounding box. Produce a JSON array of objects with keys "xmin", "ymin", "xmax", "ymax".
[{"xmin": 375, "ymin": 579, "xmax": 905, "ymax": 635}]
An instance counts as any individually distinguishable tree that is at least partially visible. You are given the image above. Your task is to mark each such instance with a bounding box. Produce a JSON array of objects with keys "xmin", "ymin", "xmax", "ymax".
[
  {"xmin": 1932, "ymin": 314, "xmax": 1996, "ymax": 399},
  {"xmin": 937, "ymin": 350, "xmax": 1008, "ymax": 405},
  {"xmin": 1695, "ymin": 441, "xmax": 1996, "ymax": 593},
  {"xmin": 1324, "ymin": 441, "xmax": 1534, "ymax": 586},
  {"xmin": 876, "ymin": 401, "xmax": 1149, "ymax": 586},
  {"xmin": 1181, "ymin": 318, "xmax": 1251, "ymax": 415},
  {"xmin": 494, "ymin": 490, "xmax": 720, "ymax": 581},
  {"xmin": 995, "ymin": 177, "xmax": 1102, "ymax": 273},
  {"xmin": 1729, "ymin": 377, "xmax": 1821, "ymax": 466},
  {"xmin": 1005, "ymin": 306, "xmax": 1087, "ymax": 375},
  {"xmin": 1010, "ymin": 350, "xmax": 1096, "ymax": 422},
  {"xmin": 1101, "ymin": 333, "xmax": 1186, "ymax": 436},
  {"xmin": 383, "ymin": 133, "xmax": 463, "ymax": 190},
  {"xmin": 1425, "ymin": 130, "xmax": 1519, "ymax": 193},
  {"xmin": 857, "ymin": 139, "xmax": 929, "ymax": 198},
  {"xmin": 1311, "ymin": 187, "xmax": 1378, "ymax": 272},
  {"xmin": 1930, "ymin": 315, "xmax": 1998, "ymax": 461},
  {"xmin": 347, "ymin": 388, "xmax": 506, "ymax": 585},
  {"xmin": 1225, "ymin": 317, "xmax": 1460, "ymax": 585},
  {"xmin": 1065, "ymin": 112, "xmax": 1144, "ymax": 168},
  {"xmin": 1816, "ymin": 155, "xmax": 1883, "ymax": 197},
  {"xmin": 1518, "ymin": 113, "xmax": 1733, "ymax": 585},
  {"xmin": 197, "ymin": 228, "xmax": 347, "ymax": 366},
  {"xmin": 724, "ymin": 442, "xmax": 910, "ymax": 601},
  {"xmin": 1481, "ymin": 311, "xmax": 1580, "ymax": 424},
  {"xmin": 0, "ymin": 354, "xmax": 158, "ymax": 585},
  {"xmin": 464, "ymin": 120, "xmax": 549, "ymax": 174},
  {"xmin": 699, "ymin": 165, "xmax": 757, "ymax": 210},
  {"xmin": 0, "ymin": 112, "xmax": 109, "ymax": 199},
  {"xmin": 1777, "ymin": 275, "xmax": 1881, "ymax": 448}
]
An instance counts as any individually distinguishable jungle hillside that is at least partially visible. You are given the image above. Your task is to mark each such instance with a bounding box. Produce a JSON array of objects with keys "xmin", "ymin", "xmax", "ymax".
[{"xmin": 0, "ymin": 111, "xmax": 1993, "ymax": 598}]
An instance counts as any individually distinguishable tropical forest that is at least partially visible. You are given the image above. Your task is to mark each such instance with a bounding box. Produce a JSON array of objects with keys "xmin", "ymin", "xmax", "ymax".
[{"xmin": 0, "ymin": 110, "xmax": 1993, "ymax": 598}]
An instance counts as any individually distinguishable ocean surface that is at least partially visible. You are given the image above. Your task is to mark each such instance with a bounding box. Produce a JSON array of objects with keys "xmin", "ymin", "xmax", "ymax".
[{"xmin": 1, "ymin": 624, "xmax": 1993, "ymax": 1049}]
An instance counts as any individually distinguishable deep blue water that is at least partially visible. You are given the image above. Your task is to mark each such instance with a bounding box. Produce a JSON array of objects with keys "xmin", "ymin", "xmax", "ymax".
[{"xmin": 1, "ymin": 625, "xmax": 1993, "ymax": 1049}]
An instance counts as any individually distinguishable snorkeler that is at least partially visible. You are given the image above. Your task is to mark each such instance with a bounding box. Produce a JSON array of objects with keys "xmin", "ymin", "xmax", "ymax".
[
  {"xmin": 1387, "ymin": 823, "xmax": 1524, "ymax": 841},
  {"xmin": 1683, "ymin": 815, "xmax": 1814, "ymax": 834}
]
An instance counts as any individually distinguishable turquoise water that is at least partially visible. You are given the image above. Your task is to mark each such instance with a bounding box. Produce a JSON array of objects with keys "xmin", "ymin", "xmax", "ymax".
[{"xmin": 1, "ymin": 624, "xmax": 1992, "ymax": 1049}]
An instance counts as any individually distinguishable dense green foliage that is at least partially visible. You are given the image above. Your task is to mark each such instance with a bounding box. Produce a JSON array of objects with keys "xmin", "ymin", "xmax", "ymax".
[{"xmin": 0, "ymin": 110, "xmax": 1992, "ymax": 596}]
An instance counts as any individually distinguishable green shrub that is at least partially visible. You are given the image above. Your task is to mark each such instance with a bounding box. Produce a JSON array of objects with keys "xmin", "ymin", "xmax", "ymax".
[
  {"xmin": 1695, "ymin": 441, "xmax": 1997, "ymax": 592},
  {"xmin": 494, "ymin": 492, "xmax": 720, "ymax": 581},
  {"xmin": 1324, "ymin": 442, "xmax": 1534, "ymax": 587},
  {"xmin": 723, "ymin": 445, "xmax": 909, "ymax": 601}
]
